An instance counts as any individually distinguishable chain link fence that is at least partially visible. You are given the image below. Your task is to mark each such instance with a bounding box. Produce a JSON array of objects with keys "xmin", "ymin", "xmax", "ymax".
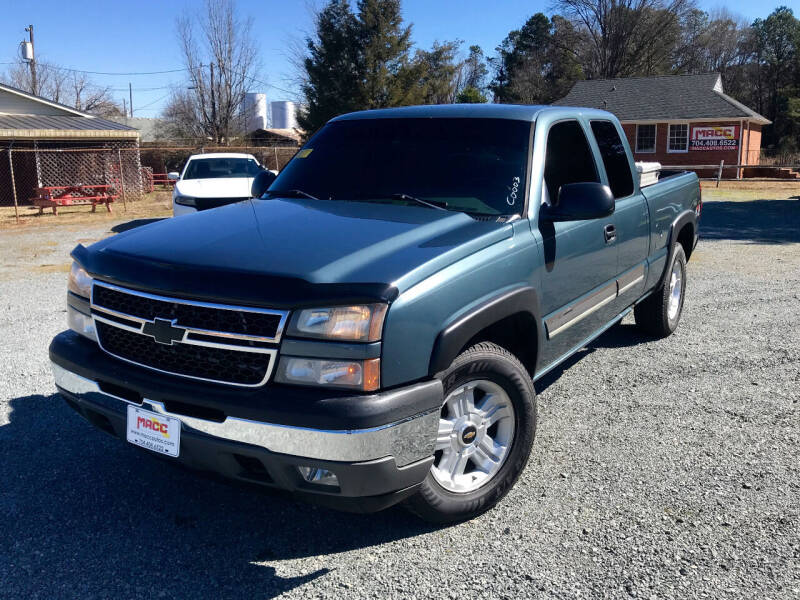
[
  {"xmin": 1, "ymin": 143, "xmax": 300, "ymax": 219},
  {"xmin": 1, "ymin": 141, "xmax": 145, "ymax": 211}
]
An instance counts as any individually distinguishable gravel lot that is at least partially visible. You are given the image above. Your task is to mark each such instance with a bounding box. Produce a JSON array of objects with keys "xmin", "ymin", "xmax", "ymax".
[{"xmin": 1, "ymin": 196, "xmax": 798, "ymax": 599}]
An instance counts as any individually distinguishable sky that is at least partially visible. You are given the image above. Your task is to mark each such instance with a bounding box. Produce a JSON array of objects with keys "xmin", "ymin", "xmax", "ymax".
[{"xmin": 0, "ymin": 0, "xmax": 784, "ymax": 118}]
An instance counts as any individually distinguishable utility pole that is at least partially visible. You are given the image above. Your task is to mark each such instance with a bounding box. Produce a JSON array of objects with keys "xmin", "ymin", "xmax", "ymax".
[
  {"xmin": 209, "ymin": 62, "xmax": 217, "ymax": 143},
  {"xmin": 129, "ymin": 82, "xmax": 133, "ymax": 118},
  {"xmin": 24, "ymin": 25, "xmax": 37, "ymax": 95}
]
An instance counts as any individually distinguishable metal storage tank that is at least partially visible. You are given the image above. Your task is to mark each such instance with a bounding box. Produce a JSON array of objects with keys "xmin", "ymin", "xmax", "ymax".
[
  {"xmin": 271, "ymin": 101, "xmax": 297, "ymax": 129},
  {"xmin": 244, "ymin": 93, "xmax": 268, "ymax": 132}
]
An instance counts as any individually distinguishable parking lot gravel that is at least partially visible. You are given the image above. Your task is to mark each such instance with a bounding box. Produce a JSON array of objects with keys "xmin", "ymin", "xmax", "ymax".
[{"xmin": 1, "ymin": 196, "xmax": 798, "ymax": 599}]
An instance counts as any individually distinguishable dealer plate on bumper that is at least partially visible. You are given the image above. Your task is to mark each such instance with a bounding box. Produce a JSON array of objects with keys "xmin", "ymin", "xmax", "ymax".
[{"xmin": 126, "ymin": 405, "xmax": 181, "ymax": 457}]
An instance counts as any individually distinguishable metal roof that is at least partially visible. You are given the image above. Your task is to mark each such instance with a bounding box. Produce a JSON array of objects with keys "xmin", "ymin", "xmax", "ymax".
[
  {"xmin": 0, "ymin": 114, "xmax": 135, "ymax": 131},
  {"xmin": 553, "ymin": 73, "xmax": 770, "ymax": 124}
]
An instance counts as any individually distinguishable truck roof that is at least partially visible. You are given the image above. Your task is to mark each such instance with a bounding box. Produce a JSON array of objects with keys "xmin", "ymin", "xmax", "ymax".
[{"xmin": 331, "ymin": 103, "xmax": 618, "ymax": 123}]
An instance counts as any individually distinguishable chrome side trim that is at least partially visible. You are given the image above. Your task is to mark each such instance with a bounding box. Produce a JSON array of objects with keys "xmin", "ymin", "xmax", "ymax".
[
  {"xmin": 91, "ymin": 280, "xmax": 289, "ymax": 344},
  {"xmin": 546, "ymin": 281, "xmax": 618, "ymax": 339},
  {"xmin": 51, "ymin": 363, "xmax": 437, "ymax": 466},
  {"xmin": 617, "ymin": 264, "xmax": 646, "ymax": 296}
]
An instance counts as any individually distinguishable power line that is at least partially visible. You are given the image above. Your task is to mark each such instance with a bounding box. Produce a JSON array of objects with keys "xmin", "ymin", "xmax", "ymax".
[
  {"xmin": 0, "ymin": 62, "xmax": 186, "ymax": 76},
  {"xmin": 0, "ymin": 60, "xmax": 297, "ymax": 95}
]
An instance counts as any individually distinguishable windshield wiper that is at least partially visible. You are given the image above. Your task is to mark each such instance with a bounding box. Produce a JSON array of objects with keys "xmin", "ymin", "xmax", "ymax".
[
  {"xmin": 391, "ymin": 193, "xmax": 448, "ymax": 211},
  {"xmin": 267, "ymin": 189, "xmax": 319, "ymax": 200}
]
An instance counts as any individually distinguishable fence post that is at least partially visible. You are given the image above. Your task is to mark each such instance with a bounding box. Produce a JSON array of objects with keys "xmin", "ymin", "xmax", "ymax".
[
  {"xmin": 274, "ymin": 146, "xmax": 279, "ymax": 171},
  {"xmin": 7, "ymin": 148, "xmax": 20, "ymax": 224},
  {"xmin": 117, "ymin": 149, "xmax": 127, "ymax": 211},
  {"xmin": 716, "ymin": 160, "xmax": 724, "ymax": 188}
]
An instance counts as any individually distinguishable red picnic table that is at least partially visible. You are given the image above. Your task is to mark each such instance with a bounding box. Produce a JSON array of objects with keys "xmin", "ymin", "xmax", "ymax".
[{"xmin": 30, "ymin": 184, "xmax": 119, "ymax": 215}]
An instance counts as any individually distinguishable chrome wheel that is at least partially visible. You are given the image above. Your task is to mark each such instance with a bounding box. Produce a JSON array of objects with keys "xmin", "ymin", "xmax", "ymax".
[
  {"xmin": 432, "ymin": 380, "xmax": 515, "ymax": 493},
  {"xmin": 667, "ymin": 261, "xmax": 683, "ymax": 320}
]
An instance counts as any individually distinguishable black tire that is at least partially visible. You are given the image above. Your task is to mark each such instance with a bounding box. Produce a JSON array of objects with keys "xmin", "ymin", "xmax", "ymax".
[
  {"xmin": 634, "ymin": 244, "xmax": 687, "ymax": 337},
  {"xmin": 405, "ymin": 342, "xmax": 536, "ymax": 524}
]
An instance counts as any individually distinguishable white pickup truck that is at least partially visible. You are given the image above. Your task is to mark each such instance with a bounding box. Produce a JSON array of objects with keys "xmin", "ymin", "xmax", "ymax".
[{"xmin": 170, "ymin": 153, "xmax": 276, "ymax": 216}]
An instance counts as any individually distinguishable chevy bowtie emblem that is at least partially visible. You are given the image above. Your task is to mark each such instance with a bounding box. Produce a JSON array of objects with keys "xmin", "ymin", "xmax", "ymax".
[{"xmin": 141, "ymin": 318, "xmax": 186, "ymax": 345}]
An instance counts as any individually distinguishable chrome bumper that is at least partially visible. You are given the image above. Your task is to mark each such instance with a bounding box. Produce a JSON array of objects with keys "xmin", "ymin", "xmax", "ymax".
[{"xmin": 52, "ymin": 362, "xmax": 438, "ymax": 466}]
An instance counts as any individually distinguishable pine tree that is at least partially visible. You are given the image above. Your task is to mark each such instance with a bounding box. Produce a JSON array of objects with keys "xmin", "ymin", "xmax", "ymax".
[
  {"xmin": 297, "ymin": 0, "xmax": 363, "ymax": 135},
  {"xmin": 357, "ymin": 0, "xmax": 419, "ymax": 107}
]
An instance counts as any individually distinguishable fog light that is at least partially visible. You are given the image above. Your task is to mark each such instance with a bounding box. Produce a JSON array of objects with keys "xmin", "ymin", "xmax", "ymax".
[
  {"xmin": 297, "ymin": 466, "xmax": 339, "ymax": 487},
  {"xmin": 67, "ymin": 305, "xmax": 97, "ymax": 341}
]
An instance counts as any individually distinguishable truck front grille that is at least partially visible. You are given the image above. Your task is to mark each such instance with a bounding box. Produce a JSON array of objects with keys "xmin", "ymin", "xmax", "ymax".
[
  {"xmin": 92, "ymin": 284, "xmax": 284, "ymax": 340},
  {"xmin": 95, "ymin": 321, "xmax": 272, "ymax": 386},
  {"xmin": 90, "ymin": 282, "xmax": 288, "ymax": 387}
]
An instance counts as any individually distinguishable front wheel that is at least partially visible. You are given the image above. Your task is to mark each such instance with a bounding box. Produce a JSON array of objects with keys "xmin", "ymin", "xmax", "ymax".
[{"xmin": 405, "ymin": 342, "xmax": 536, "ymax": 524}]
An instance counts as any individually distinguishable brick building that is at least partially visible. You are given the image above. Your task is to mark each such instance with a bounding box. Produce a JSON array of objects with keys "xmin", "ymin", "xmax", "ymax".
[{"xmin": 554, "ymin": 73, "xmax": 770, "ymax": 178}]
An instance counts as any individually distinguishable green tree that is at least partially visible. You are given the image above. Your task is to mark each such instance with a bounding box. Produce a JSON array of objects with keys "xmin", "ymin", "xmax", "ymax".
[
  {"xmin": 299, "ymin": 0, "xmax": 429, "ymax": 134},
  {"xmin": 415, "ymin": 40, "xmax": 461, "ymax": 104},
  {"xmin": 297, "ymin": 0, "xmax": 363, "ymax": 135},
  {"xmin": 455, "ymin": 86, "xmax": 487, "ymax": 103},
  {"xmin": 489, "ymin": 13, "xmax": 582, "ymax": 104},
  {"xmin": 357, "ymin": 0, "xmax": 419, "ymax": 107}
]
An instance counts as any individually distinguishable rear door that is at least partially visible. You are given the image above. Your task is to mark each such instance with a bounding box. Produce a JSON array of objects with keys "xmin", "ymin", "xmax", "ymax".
[
  {"xmin": 535, "ymin": 119, "xmax": 621, "ymax": 367},
  {"xmin": 589, "ymin": 120, "xmax": 650, "ymax": 307}
]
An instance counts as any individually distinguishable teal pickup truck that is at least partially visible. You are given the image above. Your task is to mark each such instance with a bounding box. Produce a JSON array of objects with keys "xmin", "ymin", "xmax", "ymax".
[{"xmin": 50, "ymin": 105, "xmax": 700, "ymax": 523}]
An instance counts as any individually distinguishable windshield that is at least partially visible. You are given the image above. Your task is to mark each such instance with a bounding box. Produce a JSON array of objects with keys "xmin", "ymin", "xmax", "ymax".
[
  {"xmin": 183, "ymin": 157, "xmax": 261, "ymax": 180},
  {"xmin": 270, "ymin": 118, "xmax": 531, "ymax": 215}
]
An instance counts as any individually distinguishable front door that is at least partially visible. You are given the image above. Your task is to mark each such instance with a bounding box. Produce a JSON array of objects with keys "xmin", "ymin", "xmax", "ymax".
[{"xmin": 535, "ymin": 119, "xmax": 620, "ymax": 368}]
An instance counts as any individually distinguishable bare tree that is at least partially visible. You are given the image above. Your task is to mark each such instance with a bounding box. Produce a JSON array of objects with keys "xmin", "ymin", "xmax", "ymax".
[
  {"xmin": 2, "ymin": 60, "xmax": 122, "ymax": 117},
  {"xmin": 167, "ymin": 0, "xmax": 261, "ymax": 143},
  {"xmin": 555, "ymin": 0, "xmax": 695, "ymax": 78}
]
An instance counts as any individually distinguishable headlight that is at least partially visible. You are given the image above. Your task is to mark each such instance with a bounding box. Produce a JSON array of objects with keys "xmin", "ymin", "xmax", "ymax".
[
  {"xmin": 174, "ymin": 195, "xmax": 196, "ymax": 207},
  {"xmin": 275, "ymin": 357, "xmax": 380, "ymax": 391},
  {"xmin": 288, "ymin": 305, "xmax": 387, "ymax": 342},
  {"xmin": 68, "ymin": 262, "xmax": 92, "ymax": 298},
  {"xmin": 67, "ymin": 263, "xmax": 96, "ymax": 341}
]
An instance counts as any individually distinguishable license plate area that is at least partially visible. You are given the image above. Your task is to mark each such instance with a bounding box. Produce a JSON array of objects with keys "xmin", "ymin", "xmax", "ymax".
[{"xmin": 126, "ymin": 405, "xmax": 181, "ymax": 457}]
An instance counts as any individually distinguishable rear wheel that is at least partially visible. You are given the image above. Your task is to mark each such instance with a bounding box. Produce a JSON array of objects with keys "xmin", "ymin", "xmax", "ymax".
[
  {"xmin": 634, "ymin": 244, "xmax": 687, "ymax": 337},
  {"xmin": 405, "ymin": 342, "xmax": 536, "ymax": 524}
]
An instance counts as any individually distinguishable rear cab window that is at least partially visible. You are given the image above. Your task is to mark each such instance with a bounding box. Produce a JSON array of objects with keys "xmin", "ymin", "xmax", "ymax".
[{"xmin": 590, "ymin": 120, "xmax": 634, "ymax": 198}]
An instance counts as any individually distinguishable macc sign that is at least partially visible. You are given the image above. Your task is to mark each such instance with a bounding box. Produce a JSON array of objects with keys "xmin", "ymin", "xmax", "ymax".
[{"xmin": 690, "ymin": 126, "xmax": 739, "ymax": 151}]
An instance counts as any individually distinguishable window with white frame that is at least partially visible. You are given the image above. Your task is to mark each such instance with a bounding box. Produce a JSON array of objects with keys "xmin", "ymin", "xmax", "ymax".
[
  {"xmin": 635, "ymin": 124, "xmax": 656, "ymax": 153},
  {"xmin": 668, "ymin": 124, "xmax": 689, "ymax": 152}
]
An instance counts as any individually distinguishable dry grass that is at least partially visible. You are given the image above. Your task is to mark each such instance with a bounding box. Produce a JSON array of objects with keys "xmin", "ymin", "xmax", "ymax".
[{"xmin": 0, "ymin": 192, "xmax": 173, "ymax": 230}]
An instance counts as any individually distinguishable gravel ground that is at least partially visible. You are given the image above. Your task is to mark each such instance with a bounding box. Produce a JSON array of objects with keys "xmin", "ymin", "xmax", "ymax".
[{"xmin": 1, "ymin": 198, "xmax": 798, "ymax": 599}]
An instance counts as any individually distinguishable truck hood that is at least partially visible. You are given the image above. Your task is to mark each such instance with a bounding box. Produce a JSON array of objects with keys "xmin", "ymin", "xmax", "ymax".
[
  {"xmin": 76, "ymin": 198, "xmax": 512, "ymax": 308},
  {"xmin": 174, "ymin": 177, "xmax": 254, "ymax": 198}
]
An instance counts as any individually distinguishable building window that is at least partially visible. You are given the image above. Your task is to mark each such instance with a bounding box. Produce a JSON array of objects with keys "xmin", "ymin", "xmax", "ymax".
[
  {"xmin": 668, "ymin": 124, "xmax": 689, "ymax": 152},
  {"xmin": 635, "ymin": 124, "xmax": 656, "ymax": 153}
]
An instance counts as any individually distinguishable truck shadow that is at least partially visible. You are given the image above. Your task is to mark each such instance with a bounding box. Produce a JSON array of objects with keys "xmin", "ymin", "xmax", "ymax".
[
  {"xmin": 1, "ymin": 394, "xmax": 436, "ymax": 598},
  {"xmin": 700, "ymin": 199, "xmax": 800, "ymax": 244},
  {"xmin": 110, "ymin": 218, "xmax": 165, "ymax": 233},
  {"xmin": 535, "ymin": 323, "xmax": 647, "ymax": 394}
]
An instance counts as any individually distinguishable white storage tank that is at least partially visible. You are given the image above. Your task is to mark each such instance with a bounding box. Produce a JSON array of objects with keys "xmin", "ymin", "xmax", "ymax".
[
  {"xmin": 244, "ymin": 93, "xmax": 268, "ymax": 132},
  {"xmin": 271, "ymin": 101, "xmax": 297, "ymax": 129}
]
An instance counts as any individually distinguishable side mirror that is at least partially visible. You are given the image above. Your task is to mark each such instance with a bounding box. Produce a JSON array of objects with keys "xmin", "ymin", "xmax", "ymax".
[
  {"xmin": 541, "ymin": 182, "xmax": 614, "ymax": 222},
  {"xmin": 167, "ymin": 172, "xmax": 180, "ymax": 181},
  {"xmin": 251, "ymin": 169, "xmax": 278, "ymax": 198}
]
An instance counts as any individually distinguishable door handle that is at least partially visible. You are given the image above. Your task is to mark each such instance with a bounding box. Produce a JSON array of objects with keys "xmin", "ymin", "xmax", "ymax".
[{"xmin": 604, "ymin": 224, "xmax": 617, "ymax": 244}]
